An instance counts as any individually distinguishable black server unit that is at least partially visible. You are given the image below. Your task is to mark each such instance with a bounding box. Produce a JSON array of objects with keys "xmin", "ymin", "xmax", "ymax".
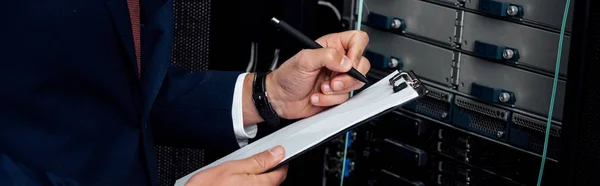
[{"xmin": 322, "ymin": 0, "xmax": 573, "ymax": 185}]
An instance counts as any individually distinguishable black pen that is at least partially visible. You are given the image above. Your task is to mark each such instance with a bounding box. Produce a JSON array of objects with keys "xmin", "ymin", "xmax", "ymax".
[{"xmin": 270, "ymin": 17, "xmax": 369, "ymax": 84}]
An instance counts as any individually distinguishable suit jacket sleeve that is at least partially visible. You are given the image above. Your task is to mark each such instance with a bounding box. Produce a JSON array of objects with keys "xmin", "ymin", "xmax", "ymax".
[
  {"xmin": 0, "ymin": 153, "xmax": 78, "ymax": 186},
  {"xmin": 150, "ymin": 66, "xmax": 242, "ymax": 151}
]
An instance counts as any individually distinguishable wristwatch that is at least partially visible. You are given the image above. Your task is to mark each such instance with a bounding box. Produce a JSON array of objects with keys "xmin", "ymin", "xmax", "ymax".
[{"xmin": 252, "ymin": 71, "xmax": 281, "ymax": 127}]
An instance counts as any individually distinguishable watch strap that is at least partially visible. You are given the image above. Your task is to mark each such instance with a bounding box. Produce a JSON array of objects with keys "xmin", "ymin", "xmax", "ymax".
[{"xmin": 252, "ymin": 71, "xmax": 281, "ymax": 127}]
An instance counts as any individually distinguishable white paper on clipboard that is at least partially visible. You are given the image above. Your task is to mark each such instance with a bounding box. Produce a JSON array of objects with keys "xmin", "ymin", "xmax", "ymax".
[{"xmin": 175, "ymin": 70, "xmax": 427, "ymax": 186}]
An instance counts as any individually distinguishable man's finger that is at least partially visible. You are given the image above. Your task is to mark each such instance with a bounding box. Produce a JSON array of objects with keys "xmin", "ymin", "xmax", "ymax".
[
  {"xmin": 320, "ymin": 79, "xmax": 361, "ymax": 95},
  {"xmin": 256, "ymin": 164, "xmax": 289, "ymax": 186},
  {"xmin": 327, "ymin": 56, "xmax": 370, "ymax": 93},
  {"xmin": 343, "ymin": 31, "xmax": 370, "ymax": 64},
  {"xmin": 356, "ymin": 56, "xmax": 371, "ymax": 74},
  {"xmin": 317, "ymin": 30, "xmax": 369, "ymax": 64},
  {"xmin": 324, "ymin": 74, "xmax": 366, "ymax": 93},
  {"xmin": 233, "ymin": 146, "xmax": 285, "ymax": 174},
  {"xmin": 295, "ymin": 48, "xmax": 352, "ymax": 73},
  {"xmin": 310, "ymin": 92, "xmax": 350, "ymax": 107}
]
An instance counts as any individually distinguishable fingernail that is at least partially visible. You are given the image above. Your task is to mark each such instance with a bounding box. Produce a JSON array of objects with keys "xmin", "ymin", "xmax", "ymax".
[
  {"xmin": 311, "ymin": 95, "xmax": 319, "ymax": 104},
  {"xmin": 333, "ymin": 81, "xmax": 343, "ymax": 91},
  {"xmin": 269, "ymin": 146, "xmax": 284, "ymax": 158},
  {"xmin": 323, "ymin": 83, "xmax": 332, "ymax": 92},
  {"xmin": 340, "ymin": 56, "xmax": 352, "ymax": 69}
]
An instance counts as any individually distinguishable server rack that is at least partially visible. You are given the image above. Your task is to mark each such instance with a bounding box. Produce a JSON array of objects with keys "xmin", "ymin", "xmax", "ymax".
[{"xmin": 323, "ymin": 0, "xmax": 571, "ymax": 185}]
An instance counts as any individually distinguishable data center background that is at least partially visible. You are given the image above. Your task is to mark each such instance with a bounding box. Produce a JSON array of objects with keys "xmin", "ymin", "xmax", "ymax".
[
  {"xmin": 318, "ymin": 0, "xmax": 570, "ymax": 185},
  {"xmin": 159, "ymin": 0, "xmax": 600, "ymax": 185}
]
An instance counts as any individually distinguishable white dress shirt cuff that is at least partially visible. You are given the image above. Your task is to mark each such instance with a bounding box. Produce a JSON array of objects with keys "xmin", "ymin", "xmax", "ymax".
[{"xmin": 232, "ymin": 72, "xmax": 258, "ymax": 147}]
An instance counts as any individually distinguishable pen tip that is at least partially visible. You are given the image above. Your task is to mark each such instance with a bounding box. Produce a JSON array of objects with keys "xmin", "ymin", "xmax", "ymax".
[
  {"xmin": 361, "ymin": 78, "xmax": 369, "ymax": 85},
  {"xmin": 271, "ymin": 17, "xmax": 280, "ymax": 24},
  {"xmin": 349, "ymin": 68, "xmax": 369, "ymax": 84}
]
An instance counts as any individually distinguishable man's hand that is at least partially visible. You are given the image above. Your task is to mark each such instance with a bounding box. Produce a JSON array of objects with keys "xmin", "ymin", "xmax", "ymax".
[
  {"xmin": 241, "ymin": 30, "xmax": 370, "ymax": 124},
  {"xmin": 185, "ymin": 146, "xmax": 288, "ymax": 186},
  {"xmin": 267, "ymin": 30, "xmax": 370, "ymax": 119}
]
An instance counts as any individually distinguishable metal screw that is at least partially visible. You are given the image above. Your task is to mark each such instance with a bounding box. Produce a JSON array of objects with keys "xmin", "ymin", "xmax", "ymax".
[
  {"xmin": 497, "ymin": 131, "xmax": 504, "ymax": 138},
  {"xmin": 506, "ymin": 5, "xmax": 519, "ymax": 16},
  {"xmin": 498, "ymin": 92, "xmax": 511, "ymax": 103},
  {"xmin": 503, "ymin": 49, "xmax": 515, "ymax": 59},
  {"xmin": 391, "ymin": 19, "xmax": 402, "ymax": 29},
  {"xmin": 441, "ymin": 112, "xmax": 448, "ymax": 119},
  {"xmin": 388, "ymin": 58, "xmax": 399, "ymax": 68}
]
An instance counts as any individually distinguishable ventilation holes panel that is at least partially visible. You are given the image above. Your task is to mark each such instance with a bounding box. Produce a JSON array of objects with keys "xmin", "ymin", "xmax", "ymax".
[{"xmin": 455, "ymin": 97, "xmax": 507, "ymax": 120}]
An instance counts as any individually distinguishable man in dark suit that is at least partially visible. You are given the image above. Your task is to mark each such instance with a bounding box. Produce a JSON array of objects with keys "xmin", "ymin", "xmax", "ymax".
[{"xmin": 0, "ymin": 0, "xmax": 370, "ymax": 185}]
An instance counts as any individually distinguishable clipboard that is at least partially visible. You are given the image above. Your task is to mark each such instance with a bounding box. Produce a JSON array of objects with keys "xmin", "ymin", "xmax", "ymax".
[{"xmin": 174, "ymin": 70, "xmax": 428, "ymax": 186}]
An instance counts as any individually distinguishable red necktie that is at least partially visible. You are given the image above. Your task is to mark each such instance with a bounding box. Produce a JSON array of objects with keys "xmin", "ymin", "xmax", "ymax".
[{"xmin": 127, "ymin": 0, "xmax": 142, "ymax": 76}]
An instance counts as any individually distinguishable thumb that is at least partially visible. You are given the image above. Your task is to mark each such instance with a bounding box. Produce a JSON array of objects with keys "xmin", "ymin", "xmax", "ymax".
[
  {"xmin": 236, "ymin": 146, "xmax": 286, "ymax": 174},
  {"xmin": 295, "ymin": 48, "xmax": 353, "ymax": 73}
]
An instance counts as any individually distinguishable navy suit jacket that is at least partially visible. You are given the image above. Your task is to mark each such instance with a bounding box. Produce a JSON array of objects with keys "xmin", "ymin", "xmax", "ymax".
[{"xmin": 0, "ymin": 0, "xmax": 242, "ymax": 185}]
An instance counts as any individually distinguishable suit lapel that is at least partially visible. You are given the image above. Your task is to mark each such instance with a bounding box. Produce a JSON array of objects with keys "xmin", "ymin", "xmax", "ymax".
[
  {"xmin": 104, "ymin": 0, "xmax": 140, "ymax": 77},
  {"xmin": 102, "ymin": 0, "xmax": 171, "ymax": 120},
  {"xmin": 140, "ymin": 0, "xmax": 173, "ymax": 123},
  {"xmin": 138, "ymin": 1, "xmax": 173, "ymax": 184}
]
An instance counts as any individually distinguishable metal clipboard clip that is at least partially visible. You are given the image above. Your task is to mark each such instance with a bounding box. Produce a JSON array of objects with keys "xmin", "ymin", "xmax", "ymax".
[{"xmin": 389, "ymin": 70, "xmax": 428, "ymax": 96}]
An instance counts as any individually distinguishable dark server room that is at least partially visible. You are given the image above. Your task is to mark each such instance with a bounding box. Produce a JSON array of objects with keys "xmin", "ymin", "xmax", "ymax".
[
  {"xmin": 158, "ymin": 0, "xmax": 600, "ymax": 185},
  {"xmin": 176, "ymin": 0, "xmax": 597, "ymax": 185}
]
